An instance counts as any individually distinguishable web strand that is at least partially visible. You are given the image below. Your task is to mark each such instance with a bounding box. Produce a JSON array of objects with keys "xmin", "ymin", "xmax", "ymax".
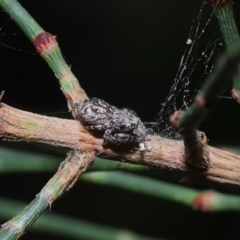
[{"xmin": 151, "ymin": 2, "xmax": 226, "ymax": 139}]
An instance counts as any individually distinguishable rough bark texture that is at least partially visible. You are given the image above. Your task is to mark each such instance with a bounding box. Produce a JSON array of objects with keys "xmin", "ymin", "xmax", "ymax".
[{"xmin": 1, "ymin": 103, "xmax": 240, "ymax": 188}]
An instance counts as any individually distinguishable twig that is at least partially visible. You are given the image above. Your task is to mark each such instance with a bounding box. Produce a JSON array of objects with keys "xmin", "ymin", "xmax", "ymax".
[
  {"xmin": 0, "ymin": 146, "xmax": 150, "ymax": 174},
  {"xmin": 2, "ymin": 103, "xmax": 240, "ymax": 187},
  {"xmin": 0, "ymin": 1, "xmax": 96, "ymax": 237},
  {"xmin": 2, "ymin": 146, "xmax": 240, "ymax": 212},
  {"xmin": 0, "ymin": 0, "xmax": 87, "ymax": 108},
  {"xmin": 205, "ymin": 0, "xmax": 240, "ymax": 101},
  {"xmin": 170, "ymin": 0, "xmax": 240, "ymax": 169},
  {"xmin": 0, "ymin": 151, "xmax": 95, "ymax": 239},
  {"xmin": 0, "ymin": 198, "xmax": 162, "ymax": 240},
  {"xmin": 170, "ymin": 43, "xmax": 240, "ymax": 169},
  {"xmin": 81, "ymin": 172, "xmax": 240, "ymax": 212}
]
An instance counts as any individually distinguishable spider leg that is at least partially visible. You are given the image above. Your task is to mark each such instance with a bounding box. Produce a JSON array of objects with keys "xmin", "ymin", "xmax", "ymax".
[
  {"xmin": 139, "ymin": 142, "xmax": 151, "ymax": 151},
  {"xmin": 103, "ymin": 130, "xmax": 137, "ymax": 146},
  {"xmin": 86, "ymin": 124, "xmax": 107, "ymax": 131}
]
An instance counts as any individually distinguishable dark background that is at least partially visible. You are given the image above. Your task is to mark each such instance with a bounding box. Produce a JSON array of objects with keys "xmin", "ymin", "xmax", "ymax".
[{"xmin": 1, "ymin": 1, "xmax": 240, "ymax": 239}]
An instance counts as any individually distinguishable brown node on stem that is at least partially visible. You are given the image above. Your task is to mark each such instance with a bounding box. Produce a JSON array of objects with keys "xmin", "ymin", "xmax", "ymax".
[
  {"xmin": 169, "ymin": 110, "xmax": 182, "ymax": 131},
  {"xmin": 185, "ymin": 130, "xmax": 210, "ymax": 170},
  {"xmin": 34, "ymin": 32, "xmax": 58, "ymax": 55},
  {"xmin": 195, "ymin": 95, "xmax": 212, "ymax": 112},
  {"xmin": 0, "ymin": 91, "xmax": 5, "ymax": 102},
  {"xmin": 192, "ymin": 190, "xmax": 216, "ymax": 212},
  {"xmin": 231, "ymin": 88, "xmax": 240, "ymax": 104},
  {"xmin": 204, "ymin": 0, "xmax": 232, "ymax": 7}
]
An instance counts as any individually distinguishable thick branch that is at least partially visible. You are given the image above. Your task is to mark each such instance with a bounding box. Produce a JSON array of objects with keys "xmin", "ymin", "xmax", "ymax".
[{"xmin": 1, "ymin": 103, "xmax": 240, "ymax": 188}]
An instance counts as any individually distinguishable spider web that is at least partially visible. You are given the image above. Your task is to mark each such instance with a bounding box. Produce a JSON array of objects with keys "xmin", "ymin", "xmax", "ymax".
[
  {"xmin": 0, "ymin": 4, "xmax": 230, "ymax": 133},
  {"xmin": 0, "ymin": 10, "xmax": 35, "ymax": 54},
  {"xmin": 150, "ymin": 2, "xmax": 228, "ymax": 139}
]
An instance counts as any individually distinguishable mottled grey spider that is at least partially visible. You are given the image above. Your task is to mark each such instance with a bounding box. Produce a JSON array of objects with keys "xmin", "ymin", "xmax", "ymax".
[{"xmin": 73, "ymin": 98, "xmax": 148, "ymax": 150}]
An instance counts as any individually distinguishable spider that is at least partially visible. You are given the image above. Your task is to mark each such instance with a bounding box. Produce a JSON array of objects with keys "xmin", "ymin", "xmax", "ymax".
[{"xmin": 73, "ymin": 98, "xmax": 148, "ymax": 150}]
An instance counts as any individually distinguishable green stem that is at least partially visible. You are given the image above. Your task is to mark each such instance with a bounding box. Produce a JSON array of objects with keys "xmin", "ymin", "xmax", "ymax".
[
  {"xmin": 0, "ymin": 0, "xmax": 87, "ymax": 105},
  {"xmin": 175, "ymin": 1, "xmax": 240, "ymax": 168},
  {"xmin": 0, "ymin": 147, "xmax": 149, "ymax": 174},
  {"xmin": 81, "ymin": 171, "xmax": 240, "ymax": 212},
  {"xmin": 89, "ymin": 158, "xmax": 150, "ymax": 172},
  {"xmin": 216, "ymin": 3, "xmax": 240, "ymax": 50},
  {"xmin": 0, "ymin": 198, "xmax": 162, "ymax": 240},
  {"xmin": 212, "ymin": 1, "xmax": 240, "ymax": 96},
  {"xmin": 174, "ymin": 43, "xmax": 240, "ymax": 168},
  {"xmin": 178, "ymin": 43, "xmax": 240, "ymax": 128},
  {"xmin": 0, "ymin": 151, "xmax": 95, "ymax": 239},
  {"xmin": 0, "ymin": 0, "xmax": 43, "ymax": 40},
  {"xmin": 2, "ymin": 146, "xmax": 240, "ymax": 212}
]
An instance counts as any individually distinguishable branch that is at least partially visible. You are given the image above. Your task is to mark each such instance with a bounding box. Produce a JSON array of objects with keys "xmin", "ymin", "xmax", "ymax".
[
  {"xmin": 81, "ymin": 172, "xmax": 240, "ymax": 212},
  {"xmin": 168, "ymin": 0, "xmax": 240, "ymax": 170},
  {"xmin": 0, "ymin": 0, "xmax": 87, "ymax": 107},
  {"xmin": 0, "ymin": 151, "xmax": 95, "ymax": 239},
  {"xmin": 0, "ymin": 0, "xmax": 98, "ymax": 237},
  {"xmin": 0, "ymin": 198, "xmax": 161, "ymax": 240},
  {"xmin": 0, "ymin": 146, "xmax": 149, "ymax": 174},
  {"xmin": 1, "ymin": 103, "xmax": 240, "ymax": 188},
  {"xmin": 171, "ymin": 40, "xmax": 240, "ymax": 169}
]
